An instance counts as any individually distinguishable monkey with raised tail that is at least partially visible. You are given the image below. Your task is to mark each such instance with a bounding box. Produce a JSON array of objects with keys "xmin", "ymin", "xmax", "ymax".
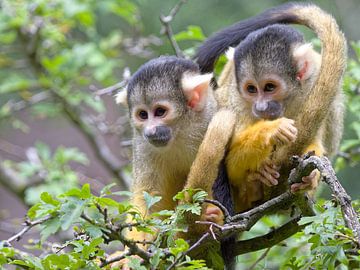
[
  {"xmin": 189, "ymin": 3, "xmax": 346, "ymax": 269},
  {"xmin": 194, "ymin": 2, "xmax": 347, "ymax": 214}
]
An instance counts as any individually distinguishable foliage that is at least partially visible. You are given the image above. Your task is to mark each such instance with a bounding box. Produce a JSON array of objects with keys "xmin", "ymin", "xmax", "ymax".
[
  {"xmin": 0, "ymin": 186, "xmax": 211, "ymax": 269},
  {"xmin": 0, "ymin": 0, "xmax": 360, "ymax": 269}
]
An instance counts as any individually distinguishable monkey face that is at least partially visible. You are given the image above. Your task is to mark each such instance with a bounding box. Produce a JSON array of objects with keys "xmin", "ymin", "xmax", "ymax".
[
  {"xmin": 130, "ymin": 100, "xmax": 180, "ymax": 148},
  {"xmin": 239, "ymin": 75, "xmax": 289, "ymax": 120}
]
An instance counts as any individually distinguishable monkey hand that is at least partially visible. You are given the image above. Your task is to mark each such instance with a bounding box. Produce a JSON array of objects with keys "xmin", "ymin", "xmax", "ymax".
[
  {"xmin": 290, "ymin": 169, "xmax": 320, "ymax": 193},
  {"xmin": 270, "ymin": 118, "xmax": 298, "ymax": 146},
  {"xmin": 248, "ymin": 160, "xmax": 280, "ymax": 187}
]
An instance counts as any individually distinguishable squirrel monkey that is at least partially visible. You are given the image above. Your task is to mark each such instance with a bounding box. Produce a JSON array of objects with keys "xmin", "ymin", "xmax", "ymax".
[
  {"xmin": 193, "ymin": 4, "xmax": 346, "ymax": 268},
  {"xmin": 111, "ymin": 56, "xmax": 236, "ymax": 268},
  {"xmin": 195, "ymin": 2, "xmax": 346, "ymax": 213}
]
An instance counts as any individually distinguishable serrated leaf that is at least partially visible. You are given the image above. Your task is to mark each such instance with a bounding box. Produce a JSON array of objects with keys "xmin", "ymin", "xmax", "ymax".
[
  {"xmin": 192, "ymin": 190, "xmax": 207, "ymax": 203},
  {"xmin": 60, "ymin": 200, "xmax": 86, "ymax": 230}
]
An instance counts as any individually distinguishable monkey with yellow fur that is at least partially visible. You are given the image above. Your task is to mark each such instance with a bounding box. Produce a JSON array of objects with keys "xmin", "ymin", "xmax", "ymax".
[{"xmin": 195, "ymin": 2, "xmax": 346, "ymax": 213}]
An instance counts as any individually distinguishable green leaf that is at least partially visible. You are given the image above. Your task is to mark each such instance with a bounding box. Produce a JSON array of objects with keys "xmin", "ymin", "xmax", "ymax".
[
  {"xmin": 169, "ymin": 238, "xmax": 189, "ymax": 257},
  {"xmin": 60, "ymin": 199, "xmax": 86, "ymax": 230},
  {"xmin": 62, "ymin": 184, "xmax": 91, "ymax": 199},
  {"xmin": 143, "ymin": 191, "xmax": 161, "ymax": 210},
  {"xmin": 40, "ymin": 192, "xmax": 60, "ymax": 206},
  {"xmin": 54, "ymin": 147, "xmax": 89, "ymax": 165},
  {"xmin": 192, "ymin": 190, "xmax": 207, "ymax": 203},
  {"xmin": 175, "ymin": 25, "xmax": 205, "ymax": 41},
  {"xmin": 126, "ymin": 256, "xmax": 147, "ymax": 270},
  {"xmin": 82, "ymin": 237, "xmax": 103, "ymax": 259},
  {"xmin": 40, "ymin": 218, "xmax": 62, "ymax": 242}
]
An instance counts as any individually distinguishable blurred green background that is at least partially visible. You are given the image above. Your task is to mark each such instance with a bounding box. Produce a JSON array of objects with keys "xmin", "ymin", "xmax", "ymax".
[{"xmin": 0, "ymin": 0, "xmax": 360, "ymax": 265}]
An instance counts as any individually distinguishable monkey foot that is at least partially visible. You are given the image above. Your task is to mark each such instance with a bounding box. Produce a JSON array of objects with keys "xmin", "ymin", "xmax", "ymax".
[
  {"xmin": 290, "ymin": 169, "xmax": 319, "ymax": 193},
  {"xmin": 248, "ymin": 160, "xmax": 280, "ymax": 187},
  {"xmin": 201, "ymin": 204, "xmax": 224, "ymax": 225}
]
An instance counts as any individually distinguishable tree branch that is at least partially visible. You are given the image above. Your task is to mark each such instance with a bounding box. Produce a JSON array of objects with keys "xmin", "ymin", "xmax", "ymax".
[
  {"xmin": 2, "ymin": 216, "xmax": 52, "ymax": 246},
  {"xmin": 294, "ymin": 155, "xmax": 360, "ymax": 246},
  {"xmin": 16, "ymin": 24, "xmax": 130, "ymax": 190},
  {"xmin": 159, "ymin": 0, "xmax": 187, "ymax": 58}
]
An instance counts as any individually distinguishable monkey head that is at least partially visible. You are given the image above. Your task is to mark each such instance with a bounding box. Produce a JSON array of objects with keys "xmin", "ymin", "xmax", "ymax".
[
  {"xmin": 124, "ymin": 56, "xmax": 214, "ymax": 149},
  {"xmin": 230, "ymin": 24, "xmax": 320, "ymax": 120}
]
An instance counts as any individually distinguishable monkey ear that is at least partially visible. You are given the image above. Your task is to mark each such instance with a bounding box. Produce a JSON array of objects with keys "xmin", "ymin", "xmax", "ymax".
[
  {"xmin": 293, "ymin": 43, "xmax": 319, "ymax": 81},
  {"xmin": 115, "ymin": 89, "xmax": 128, "ymax": 106},
  {"xmin": 181, "ymin": 73, "xmax": 213, "ymax": 111},
  {"xmin": 225, "ymin": 47, "xmax": 235, "ymax": 60}
]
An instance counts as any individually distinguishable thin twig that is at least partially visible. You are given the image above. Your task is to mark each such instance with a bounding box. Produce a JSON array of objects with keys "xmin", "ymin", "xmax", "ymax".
[
  {"xmin": 159, "ymin": 0, "xmax": 187, "ymax": 58},
  {"xmin": 4, "ymin": 216, "xmax": 52, "ymax": 245},
  {"xmin": 247, "ymin": 247, "xmax": 271, "ymax": 270},
  {"xmin": 94, "ymin": 80, "xmax": 127, "ymax": 96},
  {"xmin": 100, "ymin": 250, "xmax": 130, "ymax": 268},
  {"xmin": 166, "ymin": 232, "xmax": 210, "ymax": 270}
]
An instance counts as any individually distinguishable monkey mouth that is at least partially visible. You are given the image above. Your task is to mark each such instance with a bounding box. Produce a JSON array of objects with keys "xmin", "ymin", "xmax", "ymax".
[{"xmin": 147, "ymin": 137, "xmax": 171, "ymax": 147}]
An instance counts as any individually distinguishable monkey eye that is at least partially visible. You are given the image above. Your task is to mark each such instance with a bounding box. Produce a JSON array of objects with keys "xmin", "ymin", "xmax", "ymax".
[
  {"xmin": 264, "ymin": 83, "xmax": 276, "ymax": 92},
  {"xmin": 138, "ymin": 110, "xmax": 148, "ymax": 120},
  {"xmin": 246, "ymin": 84, "xmax": 257, "ymax": 94},
  {"xmin": 154, "ymin": 107, "xmax": 167, "ymax": 117}
]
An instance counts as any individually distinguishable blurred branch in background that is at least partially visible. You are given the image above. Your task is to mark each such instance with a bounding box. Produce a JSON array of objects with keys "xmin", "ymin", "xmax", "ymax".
[{"xmin": 160, "ymin": 0, "xmax": 187, "ymax": 58}]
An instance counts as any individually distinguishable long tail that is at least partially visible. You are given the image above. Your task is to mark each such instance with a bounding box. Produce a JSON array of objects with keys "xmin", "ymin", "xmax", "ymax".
[
  {"xmin": 286, "ymin": 4, "xmax": 347, "ymax": 154},
  {"xmin": 195, "ymin": 3, "xmax": 346, "ymax": 76}
]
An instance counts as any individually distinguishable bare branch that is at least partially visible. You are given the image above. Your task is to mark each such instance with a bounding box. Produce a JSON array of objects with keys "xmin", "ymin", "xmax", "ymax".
[
  {"xmin": 0, "ymin": 91, "xmax": 51, "ymax": 120},
  {"xmin": 247, "ymin": 247, "xmax": 271, "ymax": 270},
  {"xmin": 0, "ymin": 156, "xmax": 27, "ymax": 201},
  {"xmin": 296, "ymin": 155, "xmax": 360, "ymax": 246},
  {"xmin": 100, "ymin": 250, "xmax": 130, "ymax": 268},
  {"xmin": 159, "ymin": 0, "xmax": 187, "ymax": 58},
  {"xmin": 3, "ymin": 216, "xmax": 52, "ymax": 246},
  {"xmin": 233, "ymin": 216, "xmax": 307, "ymax": 256}
]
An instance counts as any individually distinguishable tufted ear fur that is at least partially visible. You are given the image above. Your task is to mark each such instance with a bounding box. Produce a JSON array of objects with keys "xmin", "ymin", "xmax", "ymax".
[
  {"xmin": 225, "ymin": 47, "xmax": 235, "ymax": 60},
  {"xmin": 293, "ymin": 43, "xmax": 321, "ymax": 81},
  {"xmin": 181, "ymin": 73, "xmax": 213, "ymax": 111},
  {"xmin": 115, "ymin": 89, "xmax": 128, "ymax": 107}
]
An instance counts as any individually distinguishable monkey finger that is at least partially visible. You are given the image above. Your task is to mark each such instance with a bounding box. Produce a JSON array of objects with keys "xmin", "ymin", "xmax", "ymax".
[
  {"xmin": 263, "ymin": 160, "xmax": 280, "ymax": 171},
  {"xmin": 275, "ymin": 132, "xmax": 292, "ymax": 145},
  {"xmin": 259, "ymin": 170, "xmax": 278, "ymax": 186},
  {"xmin": 248, "ymin": 172, "xmax": 270, "ymax": 186},
  {"xmin": 279, "ymin": 127, "xmax": 297, "ymax": 142},
  {"xmin": 290, "ymin": 182, "xmax": 312, "ymax": 193},
  {"xmin": 263, "ymin": 163, "xmax": 280, "ymax": 178}
]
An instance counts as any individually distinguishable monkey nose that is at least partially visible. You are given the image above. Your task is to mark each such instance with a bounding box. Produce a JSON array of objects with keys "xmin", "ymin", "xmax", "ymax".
[
  {"xmin": 255, "ymin": 101, "xmax": 268, "ymax": 112},
  {"xmin": 144, "ymin": 126, "xmax": 157, "ymax": 137}
]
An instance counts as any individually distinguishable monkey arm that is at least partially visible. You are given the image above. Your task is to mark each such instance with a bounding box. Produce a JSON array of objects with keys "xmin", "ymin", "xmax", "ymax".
[{"xmin": 185, "ymin": 109, "xmax": 236, "ymax": 196}]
